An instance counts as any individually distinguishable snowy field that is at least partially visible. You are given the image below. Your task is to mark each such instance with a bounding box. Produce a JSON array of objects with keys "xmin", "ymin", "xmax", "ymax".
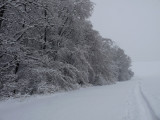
[{"xmin": 0, "ymin": 62, "xmax": 160, "ymax": 120}]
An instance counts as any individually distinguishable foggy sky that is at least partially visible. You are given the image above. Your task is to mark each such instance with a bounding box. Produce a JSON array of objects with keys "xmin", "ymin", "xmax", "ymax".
[{"xmin": 90, "ymin": 0, "xmax": 160, "ymax": 62}]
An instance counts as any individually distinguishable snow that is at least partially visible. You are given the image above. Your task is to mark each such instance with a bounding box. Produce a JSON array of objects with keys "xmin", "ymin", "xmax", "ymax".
[
  {"xmin": 0, "ymin": 61, "xmax": 160, "ymax": 120},
  {"xmin": 132, "ymin": 61, "xmax": 160, "ymax": 120}
]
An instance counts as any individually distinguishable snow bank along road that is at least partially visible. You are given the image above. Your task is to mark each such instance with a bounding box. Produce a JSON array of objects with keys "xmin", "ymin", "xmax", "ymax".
[{"xmin": 0, "ymin": 62, "xmax": 160, "ymax": 120}]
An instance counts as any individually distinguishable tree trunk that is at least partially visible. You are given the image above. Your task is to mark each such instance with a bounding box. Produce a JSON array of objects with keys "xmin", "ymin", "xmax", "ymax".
[
  {"xmin": 43, "ymin": 6, "xmax": 47, "ymax": 49},
  {"xmin": 14, "ymin": 55, "xmax": 19, "ymax": 74},
  {"xmin": 0, "ymin": 0, "xmax": 5, "ymax": 28}
]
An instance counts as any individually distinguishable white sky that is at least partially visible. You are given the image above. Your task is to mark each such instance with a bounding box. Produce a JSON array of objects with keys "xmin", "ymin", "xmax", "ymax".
[{"xmin": 90, "ymin": 0, "xmax": 160, "ymax": 62}]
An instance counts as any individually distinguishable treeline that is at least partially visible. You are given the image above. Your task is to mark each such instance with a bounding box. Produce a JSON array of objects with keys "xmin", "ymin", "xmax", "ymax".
[{"xmin": 0, "ymin": 0, "xmax": 133, "ymax": 99}]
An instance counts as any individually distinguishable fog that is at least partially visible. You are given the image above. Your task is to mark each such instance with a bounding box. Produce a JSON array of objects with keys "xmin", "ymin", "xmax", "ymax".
[{"xmin": 90, "ymin": 0, "xmax": 160, "ymax": 62}]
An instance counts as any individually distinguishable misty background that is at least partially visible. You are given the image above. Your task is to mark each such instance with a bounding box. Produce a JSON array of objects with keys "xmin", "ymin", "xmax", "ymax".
[{"xmin": 90, "ymin": 0, "xmax": 160, "ymax": 62}]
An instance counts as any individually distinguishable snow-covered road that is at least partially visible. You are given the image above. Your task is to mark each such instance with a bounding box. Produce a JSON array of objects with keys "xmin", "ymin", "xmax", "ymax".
[{"xmin": 0, "ymin": 62, "xmax": 160, "ymax": 120}]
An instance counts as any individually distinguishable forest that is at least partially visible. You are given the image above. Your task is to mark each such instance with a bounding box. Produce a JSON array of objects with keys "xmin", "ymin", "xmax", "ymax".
[{"xmin": 0, "ymin": 0, "xmax": 134, "ymax": 99}]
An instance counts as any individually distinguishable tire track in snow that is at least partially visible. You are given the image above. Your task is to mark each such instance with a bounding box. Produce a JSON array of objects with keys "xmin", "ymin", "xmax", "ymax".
[{"xmin": 137, "ymin": 83, "xmax": 160, "ymax": 120}]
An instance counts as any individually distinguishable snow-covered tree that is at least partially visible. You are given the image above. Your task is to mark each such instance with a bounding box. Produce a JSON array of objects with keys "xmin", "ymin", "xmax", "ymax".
[{"xmin": 0, "ymin": 0, "xmax": 133, "ymax": 99}]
